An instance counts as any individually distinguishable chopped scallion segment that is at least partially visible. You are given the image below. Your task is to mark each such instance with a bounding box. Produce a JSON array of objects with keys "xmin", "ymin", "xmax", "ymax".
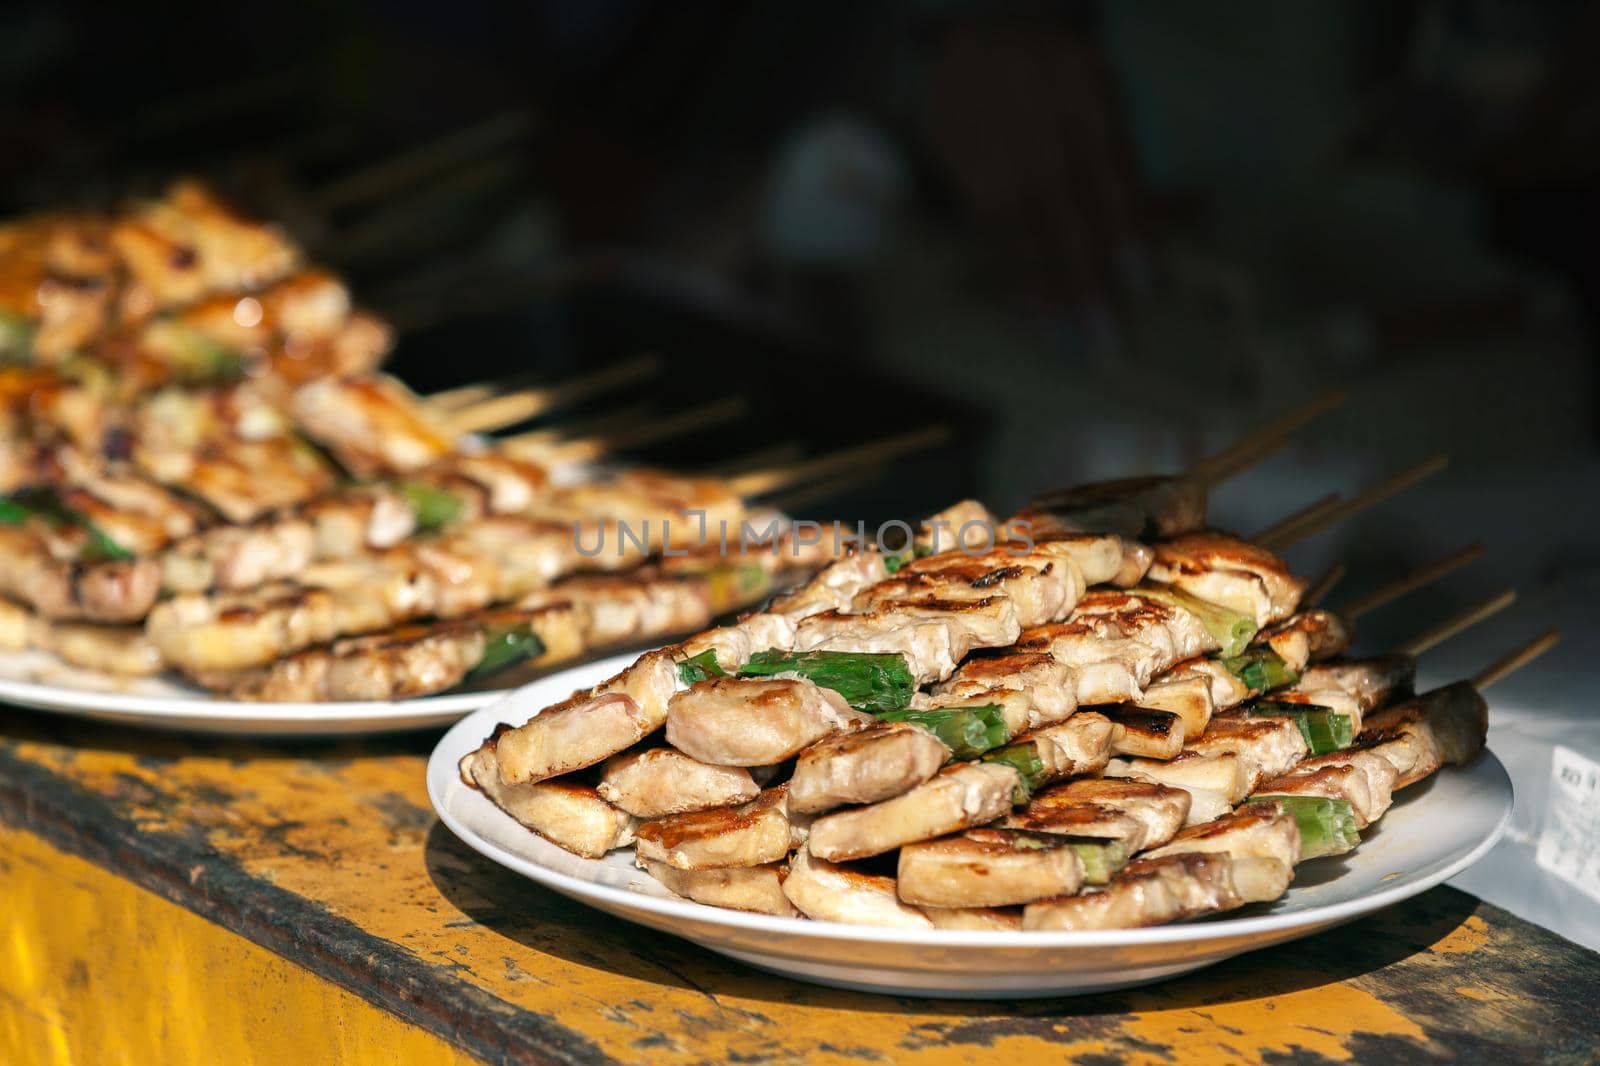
[
  {"xmin": 1136, "ymin": 585, "xmax": 1257, "ymax": 658},
  {"xmin": 398, "ymin": 480, "xmax": 464, "ymax": 534},
  {"xmin": 741, "ymin": 650, "xmax": 913, "ymax": 712},
  {"xmin": 1252, "ymin": 795, "xmax": 1361, "ymax": 859},
  {"xmin": 676, "ymin": 648, "xmax": 728, "ymax": 686},
  {"xmin": 1220, "ymin": 647, "xmax": 1299, "ymax": 695},
  {"xmin": 1067, "ymin": 838, "xmax": 1133, "ymax": 884},
  {"xmin": 0, "ymin": 489, "xmax": 133, "ymax": 561},
  {"xmin": 878, "ymin": 705, "xmax": 1008, "ymax": 760},
  {"xmin": 1249, "ymin": 702, "xmax": 1352, "ymax": 755},
  {"xmin": 469, "ymin": 623, "xmax": 546, "ymax": 678},
  {"xmin": 981, "ymin": 741, "xmax": 1048, "ymax": 803}
]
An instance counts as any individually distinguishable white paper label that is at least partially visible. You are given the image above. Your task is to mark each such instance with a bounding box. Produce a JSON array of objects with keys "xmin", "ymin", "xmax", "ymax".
[{"xmin": 1535, "ymin": 744, "xmax": 1600, "ymax": 904}]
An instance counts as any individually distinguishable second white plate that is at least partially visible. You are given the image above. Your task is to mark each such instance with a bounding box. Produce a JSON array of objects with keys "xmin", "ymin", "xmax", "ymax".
[
  {"xmin": 0, "ymin": 647, "xmax": 507, "ymax": 735},
  {"xmin": 429, "ymin": 654, "xmax": 1515, "ymax": 998}
]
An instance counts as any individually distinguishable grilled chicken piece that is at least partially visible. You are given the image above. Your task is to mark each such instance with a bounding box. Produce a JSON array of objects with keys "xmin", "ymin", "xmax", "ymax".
[
  {"xmin": 1011, "ymin": 713, "xmax": 1117, "ymax": 784},
  {"xmin": 1164, "ymin": 656, "xmax": 1252, "ymax": 716},
  {"xmin": 192, "ymin": 603, "xmax": 584, "ymax": 702},
  {"xmin": 1148, "ymin": 532, "xmax": 1306, "ymax": 626},
  {"xmin": 679, "ymin": 612, "xmax": 799, "ymax": 672},
  {"xmin": 1133, "ymin": 675, "xmax": 1215, "ymax": 736},
  {"xmin": 1019, "ymin": 475, "xmax": 1208, "ymax": 541},
  {"xmin": 598, "ymin": 748, "xmax": 759, "ymax": 818},
  {"xmin": 523, "ymin": 574, "xmax": 711, "ymax": 649},
  {"xmin": 459, "ymin": 743, "xmax": 636, "ymax": 859},
  {"xmin": 303, "ymin": 486, "xmax": 418, "ymax": 559},
  {"xmin": 1145, "ymin": 803, "xmax": 1302, "ymax": 872},
  {"xmin": 633, "ymin": 787, "xmax": 797, "ymax": 870},
  {"xmin": 30, "ymin": 619, "xmax": 164, "ymax": 676},
  {"xmin": 916, "ymin": 499, "xmax": 998, "ymax": 555},
  {"xmin": 1106, "ymin": 750, "xmax": 1251, "ymax": 821},
  {"xmin": 922, "ymin": 906, "xmax": 1023, "ymax": 931},
  {"xmin": 1293, "ymin": 655, "xmax": 1415, "ymax": 715},
  {"xmin": 1001, "ymin": 778, "xmax": 1190, "ymax": 852},
  {"xmin": 666, "ymin": 677, "xmax": 871, "ymax": 766},
  {"xmin": 1349, "ymin": 682, "xmax": 1487, "ymax": 789},
  {"xmin": 766, "ymin": 548, "xmax": 889, "ymax": 621},
  {"xmin": 0, "ymin": 526, "xmax": 161, "ymax": 622},
  {"xmin": 931, "ymin": 652, "xmax": 1078, "ymax": 731},
  {"xmin": 898, "ymin": 829, "xmax": 1085, "ymax": 908},
  {"xmin": 292, "ymin": 375, "xmax": 456, "ymax": 476},
  {"xmin": 643, "ymin": 860, "xmax": 798, "ymax": 917},
  {"xmin": 1105, "ymin": 706, "xmax": 1186, "ymax": 759},
  {"xmin": 494, "ymin": 650, "xmax": 679, "ymax": 785},
  {"xmin": 808, "ymin": 762, "xmax": 1020, "ymax": 862},
  {"xmin": 1186, "ymin": 714, "xmax": 1310, "ymax": 791},
  {"xmin": 0, "ymin": 599, "xmax": 26, "ymax": 649},
  {"xmin": 1258, "ymin": 609, "xmax": 1350, "ymax": 672},
  {"xmin": 1257, "ymin": 758, "xmax": 1397, "ymax": 828},
  {"xmin": 781, "ymin": 849, "xmax": 933, "ymax": 929},
  {"xmin": 855, "ymin": 544, "xmax": 1088, "ymax": 629},
  {"xmin": 792, "ymin": 596, "xmax": 1021, "ymax": 685},
  {"xmin": 788, "ymin": 721, "xmax": 949, "ymax": 815},
  {"xmin": 110, "ymin": 181, "xmax": 299, "ymax": 313},
  {"xmin": 161, "ymin": 519, "xmax": 317, "ymax": 594},
  {"xmin": 1023, "ymin": 852, "xmax": 1252, "ymax": 931}
]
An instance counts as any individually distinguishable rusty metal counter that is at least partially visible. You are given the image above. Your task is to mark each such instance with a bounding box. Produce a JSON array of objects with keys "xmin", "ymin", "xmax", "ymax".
[{"xmin": 3, "ymin": 708, "xmax": 1597, "ymax": 1064}]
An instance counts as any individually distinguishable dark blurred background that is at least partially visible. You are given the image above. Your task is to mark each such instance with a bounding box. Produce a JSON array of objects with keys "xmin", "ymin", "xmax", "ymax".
[
  {"xmin": 6, "ymin": 0, "xmax": 1600, "ymax": 943},
  {"xmin": 4, "ymin": 0, "xmax": 1598, "ymax": 602}
]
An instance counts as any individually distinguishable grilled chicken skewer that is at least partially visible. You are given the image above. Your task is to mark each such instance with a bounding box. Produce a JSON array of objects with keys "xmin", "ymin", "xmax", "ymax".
[
  {"xmin": 143, "ymin": 429, "xmax": 950, "ymax": 673},
  {"xmin": 1020, "ymin": 629, "xmax": 1547, "ymax": 933},
  {"xmin": 190, "ymin": 533, "xmax": 835, "ymax": 700}
]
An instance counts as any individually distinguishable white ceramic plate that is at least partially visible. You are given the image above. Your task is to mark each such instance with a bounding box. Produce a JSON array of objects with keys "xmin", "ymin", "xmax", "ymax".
[
  {"xmin": 0, "ymin": 646, "xmax": 507, "ymax": 735},
  {"xmin": 428, "ymin": 653, "xmax": 1515, "ymax": 997}
]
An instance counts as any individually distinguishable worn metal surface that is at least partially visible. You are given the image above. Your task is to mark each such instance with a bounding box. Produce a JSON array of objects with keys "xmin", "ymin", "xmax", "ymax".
[{"xmin": 2, "ymin": 707, "xmax": 1597, "ymax": 1065}]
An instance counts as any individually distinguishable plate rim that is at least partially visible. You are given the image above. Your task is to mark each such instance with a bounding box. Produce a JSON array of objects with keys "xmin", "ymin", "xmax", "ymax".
[
  {"xmin": 0, "ymin": 667, "xmax": 505, "ymax": 722},
  {"xmin": 427, "ymin": 656, "xmax": 1515, "ymax": 950}
]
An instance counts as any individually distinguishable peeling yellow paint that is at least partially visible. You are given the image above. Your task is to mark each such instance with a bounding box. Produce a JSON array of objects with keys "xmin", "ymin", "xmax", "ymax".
[
  {"xmin": 1432, "ymin": 914, "xmax": 1491, "ymax": 955},
  {"xmin": 0, "ymin": 827, "xmax": 474, "ymax": 1066}
]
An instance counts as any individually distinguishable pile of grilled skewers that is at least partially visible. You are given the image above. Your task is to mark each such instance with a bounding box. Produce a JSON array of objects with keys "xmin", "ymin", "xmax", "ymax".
[
  {"xmin": 461, "ymin": 447, "xmax": 1552, "ymax": 933},
  {"xmin": 0, "ymin": 182, "xmax": 895, "ymax": 701}
]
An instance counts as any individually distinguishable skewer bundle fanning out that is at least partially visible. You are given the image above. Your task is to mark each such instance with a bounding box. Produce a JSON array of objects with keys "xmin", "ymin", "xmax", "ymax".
[
  {"xmin": 1, "ymin": 182, "xmax": 947, "ymax": 700},
  {"xmin": 461, "ymin": 399, "xmax": 1552, "ymax": 932}
]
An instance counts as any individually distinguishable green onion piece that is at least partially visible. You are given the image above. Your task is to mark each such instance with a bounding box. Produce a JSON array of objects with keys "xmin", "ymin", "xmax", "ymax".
[
  {"xmin": 1219, "ymin": 647, "xmax": 1299, "ymax": 695},
  {"xmin": 884, "ymin": 551, "xmax": 912, "ymax": 574},
  {"xmin": 0, "ymin": 311, "xmax": 35, "ymax": 361},
  {"xmin": 1249, "ymin": 702, "xmax": 1352, "ymax": 755},
  {"xmin": 1136, "ymin": 585, "xmax": 1257, "ymax": 658},
  {"xmin": 878, "ymin": 705, "xmax": 1008, "ymax": 760},
  {"xmin": 1067, "ymin": 838, "xmax": 1133, "ymax": 885},
  {"xmin": 676, "ymin": 648, "xmax": 728, "ymax": 686},
  {"xmin": 1253, "ymin": 795, "xmax": 1361, "ymax": 859},
  {"xmin": 398, "ymin": 481, "xmax": 464, "ymax": 534},
  {"xmin": 741, "ymin": 650, "xmax": 914, "ymax": 712},
  {"xmin": 705, "ymin": 562, "xmax": 769, "ymax": 612},
  {"xmin": 469, "ymin": 623, "xmax": 546, "ymax": 678},
  {"xmin": 981, "ymin": 741, "xmax": 1047, "ymax": 803},
  {"xmin": 0, "ymin": 490, "xmax": 134, "ymax": 561}
]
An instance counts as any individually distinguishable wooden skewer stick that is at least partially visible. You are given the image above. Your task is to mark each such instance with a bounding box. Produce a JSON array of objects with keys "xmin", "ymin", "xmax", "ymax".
[
  {"xmin": 1263, "ymin": 454, "xmax": 1450, "ymax": 551},
  {"xmin": 764, "ymin": 467, "xmax": 888, "ymax": 515},
  {"xmin": 311, "ymin": 110, "xmax": 537, "ymax": 213},
  {"xmin": 1399, "ymin": 589, "xmax": 1518, "ymax": 658},
  {"xmin": 728, "ymin": 425, "xmax": 952, "ymax": 498},
  {"xmin": 1186, "ymin": 389, "xmax": 1347, "ymax": 487},
  {"xmin": 1252, "ymin": 493, "xmax": 1342, "ymax": 548},
  {"xmin": 703, "ymin": 442, "xmax": 806, "ymax": 480},
  {"xmin": 531, "ymin": 397, "xmax": 750, "ymax": 465},
  {"xmin": 422, "ymin": 382, "xmax": 501, "ymax": 413},
  {"xmin": 1303, "ymin": 562, "xmax": 1348, "ymax": 607},
  {"xmin": 501, "ymin": 403, "xmax": 655, "ymax": 451},
  {"xmin": 1473, "ymin": 629, "xmax": 1561, "ymax": 691},
  {"xmin": 440, "ymin": 355, "xmax": 662, "ymax": 435},
  {"xmin": 1342, "ymin": 544, "xmax": 1487, "ymax": 622}
]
